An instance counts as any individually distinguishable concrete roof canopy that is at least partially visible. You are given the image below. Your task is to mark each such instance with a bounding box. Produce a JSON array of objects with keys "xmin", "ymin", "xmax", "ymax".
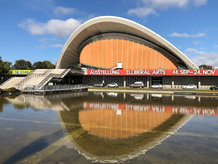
[{"xmin": 56, "ymin": 16, "xmax": 197, "ymax": 69}]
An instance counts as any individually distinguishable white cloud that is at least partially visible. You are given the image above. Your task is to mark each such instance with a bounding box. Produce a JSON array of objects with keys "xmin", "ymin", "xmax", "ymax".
[
  {"xmin": 39, "ymin": 38, "xmax": 54, "ymax": 43},
  {"xmin": 185, "ymin": 48, "xmax": 218, "ymax": 66},
  {"xmin": 213, "ymin": 45, "xmax": 218, "ymax": 49},
  {"xmin": 185, "ymin": 48, "xmax": 205, "ymax": 55},
  {"xmin": 128, "ymin": 0, "xmax": 208, "ymax": 18},
  {"xmin": 50, "ymin": 43, "xmax": 63, "ymax": 48},
  {"xmin": 128, "ymin": 8, "xmax": 156, "ymax": 17},
  {"xmin": 141, "ymin": 0, "xmax": 189, "ymax": 9},
  {"xmin": 18, "ymin": 18, "xmax": 81, "ymax": 38},
  {"xmin": 37, "ymin": 38, "xmax": 64, "ymax": 49},
  {"xmin": 38, "ymin": 43, "xmax": 63, "ymax": 49},
  {"xmin": 169, "ymin": 32, "xmax": 206, "ymax": 38},
  {"xmin": 192, "ymin": 0, "xmax": 207, "ymax": 6},
  {"xmin": 193, "ymin": 40, "xmax": 202, "ymax": 45},
  {"xmin": 54, "ymin": 6, "xmax": 75, "ymax": 16}
]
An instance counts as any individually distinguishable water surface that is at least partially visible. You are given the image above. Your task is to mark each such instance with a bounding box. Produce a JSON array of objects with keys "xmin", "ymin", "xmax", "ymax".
[{"xmin": 0, "ymin": 92, "xmax": 218, "ymax": 164}]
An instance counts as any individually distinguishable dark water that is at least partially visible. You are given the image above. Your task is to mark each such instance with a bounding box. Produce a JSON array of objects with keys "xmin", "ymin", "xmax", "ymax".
[{"xmin": 0, "ymin": 92, "xmax": 218, "ymax": 164}]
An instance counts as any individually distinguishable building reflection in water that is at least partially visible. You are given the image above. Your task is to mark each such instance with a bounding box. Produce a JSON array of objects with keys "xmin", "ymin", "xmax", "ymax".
[
  {"xmin": 4, "ymin": 92, "xmax": 218, "ymax": 163},
  {"xmin": 58, "ymin": 104, "xmax": 189, "ymax": 163},
  {"xmin": 81, "ymin": 102, "xmax": 174, "ymax": 139}
]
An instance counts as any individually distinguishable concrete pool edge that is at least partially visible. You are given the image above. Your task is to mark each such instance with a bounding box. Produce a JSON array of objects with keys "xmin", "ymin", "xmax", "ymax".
[{"xmin": 88, "ymin": 88, "xmax": 218, "ymax": 96}]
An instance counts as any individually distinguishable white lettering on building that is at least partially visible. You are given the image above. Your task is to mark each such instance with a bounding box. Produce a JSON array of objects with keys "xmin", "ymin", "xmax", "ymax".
[
  {"xmin": 202, "ymin": 70, "xmax": 215, "ymax": 75},
  {"xmin": 126, "ymin": 70, "xmax": 150, "ymax": 75},
  {"xmin": 90, "ymin": 70, "xmax": 120, "ymax": 75}
]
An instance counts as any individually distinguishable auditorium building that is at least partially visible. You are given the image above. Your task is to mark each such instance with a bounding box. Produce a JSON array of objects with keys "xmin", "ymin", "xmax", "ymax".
[{"xmin": 56, "ymin": 16, "xmax": 218, "ymax": 89}]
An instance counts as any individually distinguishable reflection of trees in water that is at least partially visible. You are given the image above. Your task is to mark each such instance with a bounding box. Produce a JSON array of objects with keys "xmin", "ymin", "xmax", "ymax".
[
  {"xmin": 58, "ymin": 107, "xmax": 188, "ymax": 163},
  {"xmin": 0, "ymin": 97, "xmax": 2, "ymax": 112},
  {"xmin": 13, "ymin": 104, "xmax": 28, "ymax": 110}
]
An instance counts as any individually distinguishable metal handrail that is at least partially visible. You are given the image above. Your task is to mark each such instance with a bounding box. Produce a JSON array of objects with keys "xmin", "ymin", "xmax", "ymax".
[
  {"xmin": 16, "ymin": 69, "xmax": 52, "ymax": 89},
  {"xmin": 37, "ymin": 69, "xmax": 70, "ymax": 88},
  {"xmin": 69, "ymin": 68, "xmax": 84, "ymax": 74},
  {"xmin": 16, "ymin": 70, "xmax": 36, "ymax": 89},
  {"xmin": 23, "ymin": 84, "xmax": 88, "ymax": 92}
]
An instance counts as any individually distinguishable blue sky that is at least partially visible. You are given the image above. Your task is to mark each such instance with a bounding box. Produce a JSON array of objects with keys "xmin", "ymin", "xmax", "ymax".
[{"xmin": 0, "ymin": 0, "xmax": 218, "ymax": 66}]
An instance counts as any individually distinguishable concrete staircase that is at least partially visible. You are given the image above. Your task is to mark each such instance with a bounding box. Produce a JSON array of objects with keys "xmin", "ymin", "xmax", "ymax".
[
  {"xmin": 37, "ymin": 69, "xmax": 70, "ymax": 88},
  {"xmin": 0, "ymin": 69, "xmax": 70, "ymax": 90},
  {"xmin": 0, "ymin": 77, "xmax": 25, "ymax": 89},
  {"xmin": 17, "ymin": 69, "xmax": 52, "ymax": 89}
]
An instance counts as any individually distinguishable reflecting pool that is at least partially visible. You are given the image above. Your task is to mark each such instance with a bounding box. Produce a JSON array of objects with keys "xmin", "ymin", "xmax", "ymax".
[{"xmin": 0, "ymin": 92, "xmax": 218, "ymax": 163}]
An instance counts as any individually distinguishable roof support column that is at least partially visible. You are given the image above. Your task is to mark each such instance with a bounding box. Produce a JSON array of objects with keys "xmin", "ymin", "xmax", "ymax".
[
  {"xmin": 123, "ymin": 76, "xmax": 126, "ymax": 87},
  {"xmin": 147, "ymin": 76, "xmax": 150, "ymax": 88},
  {"xmin": 198, "ymin": 77, "xmax": 201, "ymax": 89},
  {"xmin": 171, "ymin": 77, "xmax": 174, "ymax": 89},
  {"xmin": 102, "ymin": 76, "xmax": 105, "ymax": 86}
]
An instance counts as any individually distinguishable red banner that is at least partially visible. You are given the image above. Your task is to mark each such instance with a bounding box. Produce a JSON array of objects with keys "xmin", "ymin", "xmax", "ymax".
[
  {"xmin": 86, "ymin": 69, "xmax": 218, "ymax": 76},
  {"xmin": 84, "ymin": 102, "xmax": 218, "ymax": 116}
]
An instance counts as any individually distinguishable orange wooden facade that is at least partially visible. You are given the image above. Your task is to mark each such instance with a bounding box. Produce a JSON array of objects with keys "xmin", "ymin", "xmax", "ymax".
[
  {"xmin": 80, "ymin": 39, "xmax": 177, "ymax": 70},
  {"xmin": 79, "ymin": 109, "xmax": 172, "ymax": 139}
]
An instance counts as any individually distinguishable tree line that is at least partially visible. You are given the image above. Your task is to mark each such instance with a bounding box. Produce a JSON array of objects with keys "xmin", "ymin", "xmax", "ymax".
[
  {"xmin": 0, "ymin": 58, "xmax": 55, "ymax": 70},
  {"xmin": 0, "ymin": 57, "xmax": 11, "ymax": 82},
  {"xmin": 12, "ymin": 59, "xmax": 55, "ymax": 69},
  {"xmin": 0, "ymin": 57, "xmax": 55, "ymax": 82}
]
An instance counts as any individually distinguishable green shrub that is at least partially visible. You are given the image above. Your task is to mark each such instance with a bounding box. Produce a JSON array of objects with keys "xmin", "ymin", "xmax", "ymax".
[{"xmin": 5, "ymin": 87, "xmax": 19, "ymax": 92}]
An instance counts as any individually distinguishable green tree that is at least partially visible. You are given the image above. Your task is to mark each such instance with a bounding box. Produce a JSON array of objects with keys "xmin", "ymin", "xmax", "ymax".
[
  {"xmin": 0, "ymin": 97, "xmax": 2, "ymax": 112},
  {"xmin": 12, "ymin": 59, "xmax": 32, "ymax": 69},
  {"xmin": 199, "ymin": 64, "xmax": 213, "ymax": 69},
  {"xmin": 0, "ymin": 57, "xmax": 12, "ymax": 83},
  {"xmin": 42, "ymin": 60, "xmax": 55, "ymax": 69},
  {"xmin": 32, "ymin": 61, "xmax": 55, "ymax": 69},
  {"xmin": 32, "ymin": 61, "xmax": 47, "ymax": 69}
]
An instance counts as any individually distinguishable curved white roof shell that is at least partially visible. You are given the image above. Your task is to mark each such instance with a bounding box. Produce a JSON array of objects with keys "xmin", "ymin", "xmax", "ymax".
[{"xmin": 56, "ymin": 16, "xmax": 197, "ymax": 69}]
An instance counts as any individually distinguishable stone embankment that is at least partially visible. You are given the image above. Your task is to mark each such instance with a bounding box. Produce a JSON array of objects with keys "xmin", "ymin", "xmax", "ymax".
[{"xmin": 88, "ymin": 87, "xmax": 218, "ymax": 96}]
